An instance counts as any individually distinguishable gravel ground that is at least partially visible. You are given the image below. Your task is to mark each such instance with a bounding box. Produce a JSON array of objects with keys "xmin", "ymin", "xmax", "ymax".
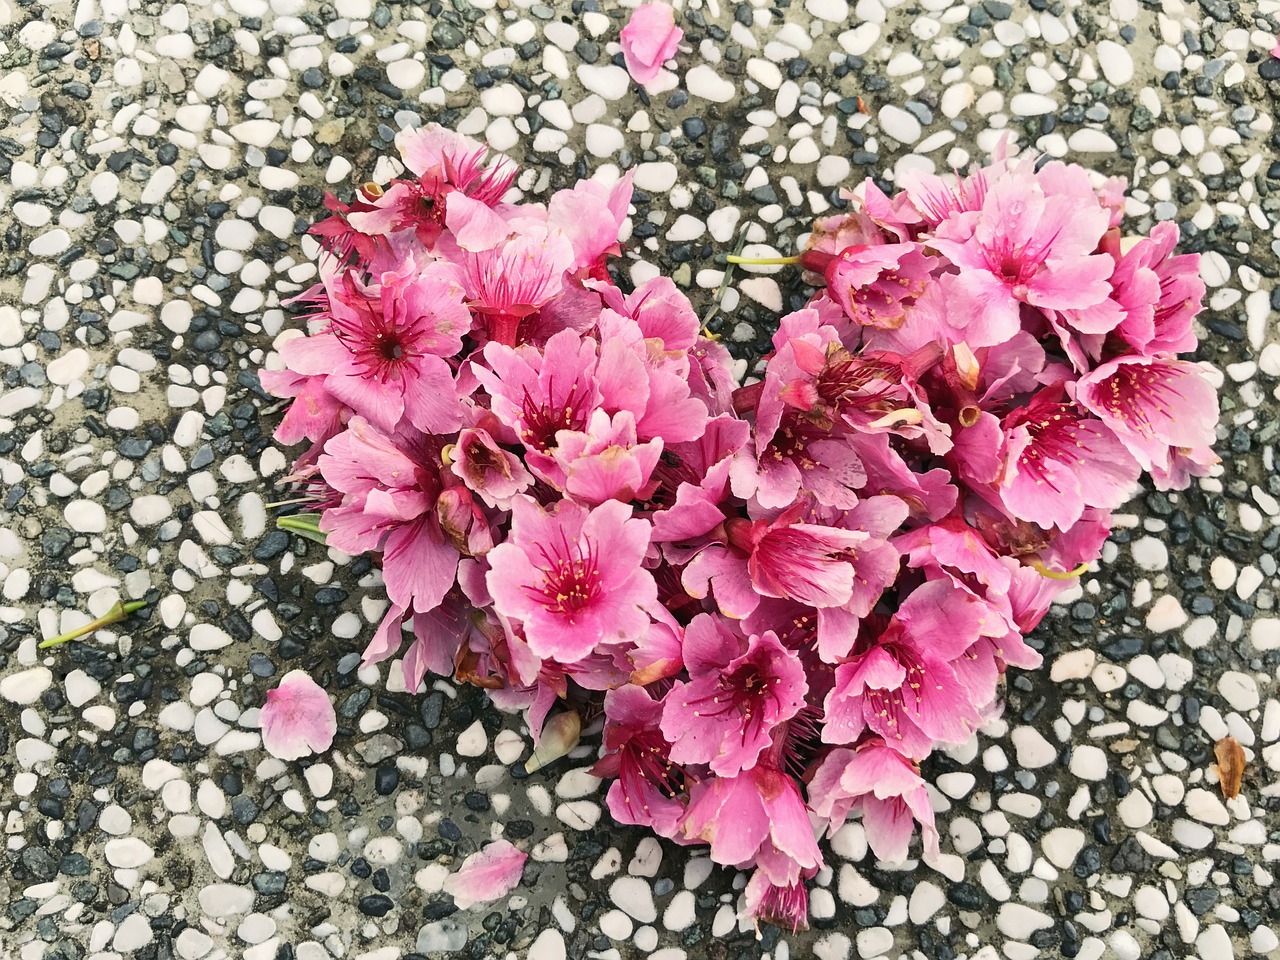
[{"xmin": 2, "ymin": 0, "xmax": 1280, "ymax": 958}]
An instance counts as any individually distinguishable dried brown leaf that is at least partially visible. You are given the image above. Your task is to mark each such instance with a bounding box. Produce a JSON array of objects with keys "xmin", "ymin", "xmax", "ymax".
[{"xmin": 1214, "ymin": 736, "xmax": 1246, "ymax": 800}]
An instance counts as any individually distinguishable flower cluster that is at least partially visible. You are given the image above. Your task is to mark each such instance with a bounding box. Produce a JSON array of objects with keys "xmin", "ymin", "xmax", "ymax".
[{"xmin": 262, "ymin": 125, "xmax": 1217, "ymax": 930}]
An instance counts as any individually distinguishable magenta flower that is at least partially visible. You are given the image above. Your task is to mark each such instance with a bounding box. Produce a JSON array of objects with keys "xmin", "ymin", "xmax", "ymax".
[
  {"xmin": 260, "ymin": 670, "xmax": 337, "ymax": 761},
  {"xmin": 548, "ymin": 409, "xmax": 664, "ymax": 505},
  {"xmin": 997, "ymin": 390, "xmax": 1141, "ymax": 531},
  {"xmin": 394, "ymin": 124, "xmax": 516, "ymax": 205},
  {"xmin": 259, "ymin": 365, "xmax": 347, "ymax": 448},
  {"xmin": 592, "ymin": 685, "xmax": 688, "ymax": 839},
  {"xmin": 1075, "ymin": 356, "xmax": 1219, "ymax": 474},
  {"xmin": 683, "ymin": 504, "xmax": 871, "ymax": 620},
  {"xmin": 805, "ymin": 242, "xmax": 935, "ymax": 330},
  {"xmin": 450, "ymin": 427, "xmax": 533, "ymax": 509},
  {"xmin": 485, "ymin": 496, "xmax": 656, "ymax": 662},
  {"xmin": 318, "ymin": 418, "xmax": 459, "ymax": 615},
  {"xmin": 808, "ymin": 739, "xmax": 940, "ymax": 862},
  {"xmin": 547, "ymin": 172, "xmax": 633, "ymax": 279},
  {"xmin": 620, "ymin": 2, "xmax": 683, "ymax": 84},
  {"xmin": 822, "ymin": 580, "xmax": 995, "ymax": 757},
  {"xmin": 660, "ymin": 617, "xmax": 807, "ymax": 776},
  {"xmin": 742, "ymin": 868, "xmax": 814, "ymax": 934},
  {"xmin": 929, "ymin": 168, "xmax": 1115, "ymax": 346},
  {"xmin": 474, "ymin": 329, "xmax": 603, "ymax": 453},
  {"xmin": 454, "ymin": 229, "xmax": 577, "ymax": 346},
  {"xmin": 648, "ymin": 414, "xmax": 751, "ymax": 544},
  {"xmin": 281, "ymin": 267, "xmax": 469, "ymax": 436},
  {"xmin": 443, "ymin": 840, "xmax": 527, "ymax": 910},
  {"xmin": 1109, "ymin": 222, "xmax": 1203, "ymax": 357},
  {"xmin": 595, "ymin": 275, "xmax": 702, "ymax": 353},
  {"xmin": 681, "ymin": 757, "xmax": 823, "ymax": 887}
]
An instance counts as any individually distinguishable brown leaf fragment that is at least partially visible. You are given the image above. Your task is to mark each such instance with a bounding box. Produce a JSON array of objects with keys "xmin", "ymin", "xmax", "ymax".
[{"xmin": 1214, "ymin": 736, "xmax": 1245, "ymax": 800}]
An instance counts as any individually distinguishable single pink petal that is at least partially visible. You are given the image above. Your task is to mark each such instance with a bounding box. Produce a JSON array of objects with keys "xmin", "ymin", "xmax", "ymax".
[
  {"xmin": 445, "ymin": 192, "xmax": 514, "ymax": 251},
  {"xmin": 260, "ymin": 670, "xmax": 337, "ymax": 761},
  {"xmin": 620, "ymin": 2, "xmax": 683, "ymax": 84},
  {"xmin": 443, "ymin": 840, "xmax": 528, "ymax": 910},
  {"xmin": 1272, "ymin": 37, "xmax": 1280, "ymax": 59}
]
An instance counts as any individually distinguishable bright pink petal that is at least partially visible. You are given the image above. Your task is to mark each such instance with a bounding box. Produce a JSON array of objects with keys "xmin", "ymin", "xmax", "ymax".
[
  {"xmin": 260, "ymin": 670, "xmax": 337, "ymax": 761},
  {"xmin": 443, "ymin": 840, "xmax": 528, "ymax": 910}
]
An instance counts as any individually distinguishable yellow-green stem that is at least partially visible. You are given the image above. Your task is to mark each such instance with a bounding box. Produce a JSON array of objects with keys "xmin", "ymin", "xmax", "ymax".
[
  {"xmin": 1029, "ymin": 559, "xmax": 1091, "ymax": 580},
  {"xmin": 264, "ymin": 496, "xmax": 320, "ymax": 509},
  {"xmin": 277, "ymin": 513, "xmax": 329, "ymax": 545},
  {"xmin": 40, "ymin": 599, "xmax": 148, "ymax": 649},
  {"xmin": 725, "ymin": 254, "xmax": 802, "ymax": 265}
]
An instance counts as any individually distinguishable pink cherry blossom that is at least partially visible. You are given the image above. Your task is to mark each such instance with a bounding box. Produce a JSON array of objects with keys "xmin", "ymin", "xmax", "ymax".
[
  {"xmin": 997, "ymin": 389, "xmax": 1141, "ymax": 531},
  {"xmin": 1075, "ymin": 355, "xmax": 1219, "ymax": 475},
  {"xmin": 681, "ymin": 756, "xmax": 823, "ymax": 887},
  {"xmin": 808, "ymin": 739, "xmax": 940, "ymax": 862},
  {"xmin": 548, "ymin": 172, "xmax": 634, "ymax": 279},
  {"xmin": 822, "ymin": 579, "xmax": 995, "ymax": 756},
  {"xmin": 485, "ymin": 496, "xmax": 656, "ymax": 662},
  {"xmin": 742, "ymin": 869, "xmax": 814, "ymax": 933},
  {"xmin": 1109, "ymin": 222, "xmax": 1204, "ymax": 357},
  {"xmin": 318, "ymin": 418, "xmax": 459, "ymax": 615},
  {"xmin": 282, "ymin": 268, "xmax": 469, "ymax": 436},
  {"xmin": 443, "ymin": 840, "xmax": 527, "ymax": 910},
  {"xmin": 450, "ymin": 426, "xmax": 533, "ymax": 509},
  {"xmin": 260, "ymin": 670, "xmax": 337, "ymax": 761},
  {"xmin": 548, "ymin": 409, "xmax": 664, "ymax": 504},
  {"xmin": 620, "ymin": 2, "xmax": 683, "ymax": 85},
  {"xmin": 660, "ymin": 617, "xmax": 807, "ymax": 776},
  {"xmin": 928, "ymin": 167, "xmax": 1115, "ymax": 346},
  {"xmin": 592, "ymin": 685, "xmax": 688, "ymax": 838},
  {"xmin": 474, "ymin": 329, "xmax": 603, "ymax": 452}
]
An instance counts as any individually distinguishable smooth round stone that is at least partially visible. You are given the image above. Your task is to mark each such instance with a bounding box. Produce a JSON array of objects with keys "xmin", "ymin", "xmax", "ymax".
[
  {"xmin": 65, "ymin": 499, "xmax": 107, "ymax": 533},
  {"xmin": 1218, "ymin": 671, "xmax": 1259, "ymax": 711},
  {"xmin": 1, "ymin": 667, "xmax": 53, "ymax": 705},
  {"xmin": 105, "ymin": 837, "xmax": 154, "ymax": 868}
]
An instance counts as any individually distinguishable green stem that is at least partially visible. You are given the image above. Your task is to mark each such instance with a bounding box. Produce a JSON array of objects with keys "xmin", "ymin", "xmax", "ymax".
[
  {"xmin": 725, "ymin": 254, "xmax": 802, "ymax": 265},
  {"xmin": 264, "ymin": 496, "xmax": 320, "ymax": 509},
  {"xmin": 40, "ymin": 600, "xmax": 148, "ymax": 649},
  {"xmin": 277, "ymin": 513, "xmax": 329, "ymax": 545}
]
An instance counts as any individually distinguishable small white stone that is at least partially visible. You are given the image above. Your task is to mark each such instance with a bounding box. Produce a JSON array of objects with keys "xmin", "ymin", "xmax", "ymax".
[
  {"xmin": 1042, "ymin": 828, "xmax": 1085, "ymax": 869},
  {"xmin": 1146, "ymin": 595, "xmax": 1187, "ymax": 632},
  {"xmin": 997, "ymin": 903, "xmax": 1054, "ymax": 939},
  {"xmin": 527, "ymin": 929, "xmax": 566, "ymax": 960},
  {"xmin": 113, "ymin": 913, "xmax": 154, "ymax": 951},
  {"xmin": 105, "ymin": 837, "xmax": 154, "ymax": 868},
  {"xmin": 1050, "ymin": 649, "xmax": 1096, "ymax": 681},
  {"xmin": 456, "ymin": 720, "xmax": 488, "ymax": 757},
  {"xmin": 1010, "ymin": 93, "xmax": 1057, "ymax": 116},
  {"xmin": 1011, "ymin": 726, "xmax": 1056, "ymax": 768},
  {"xmin": 65, "ymin": 499, "xmax": 107, "ymax": 533},
  {"xmin": 1096, "ymin": 39, "xmax": 1134, "ymax": 84},
  {"xmin": 609, "ymin": 877, "xmax": 657, "ymax": 923},
  {"xmin": 685, "ymin": 66, "xmax": 735, "ymax": 103},
  {"xmin": 1069, "ymin": 745, "xmax": 1107, "ymax": 781},
  {"xmin": 1, "ymin": 667, "xmax": 52, "ymax": 705},
  {"xmin": 878, "ymin": 105, "xmax": 921, "ymax": 143},
  {"xmin": 576, "ymin": 64, "xmax": 630, "ymax": 101},
  {"xmin": 198, "ymin": 884, "xmax": 255, "ymax": 917},
  {"xmin": 1219, "ymin": 671, "xmax": 1259, "ymax": 711},
  {"xmin": 1068, "ymin": 129, "xmax": 1118, "ymax": 153}
]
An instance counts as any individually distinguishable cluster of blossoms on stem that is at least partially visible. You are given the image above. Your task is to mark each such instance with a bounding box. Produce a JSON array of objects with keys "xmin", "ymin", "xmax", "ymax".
[{"xmin": 262, "ymin": 125, "xmax": 1218, "ymax": 930}]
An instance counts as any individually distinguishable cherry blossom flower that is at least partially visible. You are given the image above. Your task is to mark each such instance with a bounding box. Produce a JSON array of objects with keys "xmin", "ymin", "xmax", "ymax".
[
  {"xmin": 660, "ymin": 616, "xmax": 807, "ymax": 776},
  {"xmin": 928, "ymin": 168, "xmax": 1115, "ymax": 346},
  {"xmin": 822, "ymin": 579, "xmax": 995, "ymax": 757},
  {"xmin": 486, "ymin": 496, "xmax": 656, "ymax": 662},
  {"xmin": 681, "ymin": 753, "xmax": 823, "ymax": 887},
  {"xmin": 318, "ymin": 418, "xmax": 459, "ymax": 616},
  {"xmin": 449, "ymin": 426, "xmax": 533, "ymax": 509},
  {"xmin": 592, "ymin": 685, "xmax": 688, "ymax": 838},
  {"xmin": 996, "ymin": 389, "xmax": 1141, "ymax": 531},
  {"xmin": 620, "ymin": 2, "xmax": 683, "ymax": 85},
  {"xmin": 742, "ymin": 869, "xmax": 814, "ymax": 933},
  {"xmin": 1075, "ymin": 356, "xmax": 1219, "ymax": 477},
  {"xmin": 281, "ymin": 268, "xmax": 469, "ymax": 435},
  {"xmin": 808, "ymin": 739, "xmax": 940, "ymax": 862},
  {"xmin": 260, "ymin": 670, "xmax": 337, "ymax": 761},
  {"xmin": 443, "ymin": 840, "xmax": 527, "ymax": 910}
]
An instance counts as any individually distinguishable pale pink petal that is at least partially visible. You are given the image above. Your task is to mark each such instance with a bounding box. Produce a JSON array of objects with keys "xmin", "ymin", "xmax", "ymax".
[
  {"xmin": 443, "ymin": 840, "xmax": 528, "ymax": 910},
  {"xmin": 260, "ymin": 670, "xmax": 337, "ymax": 761},
  {"xmin": 620, "ymin": 2, "xmax": 683, "ymax": 84}
]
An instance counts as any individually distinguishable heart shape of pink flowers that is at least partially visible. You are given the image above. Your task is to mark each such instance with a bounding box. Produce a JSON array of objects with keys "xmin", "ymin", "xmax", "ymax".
[{"xmin": 261, "ymin": 123, "xmax": 1218, "ymax": 931}]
